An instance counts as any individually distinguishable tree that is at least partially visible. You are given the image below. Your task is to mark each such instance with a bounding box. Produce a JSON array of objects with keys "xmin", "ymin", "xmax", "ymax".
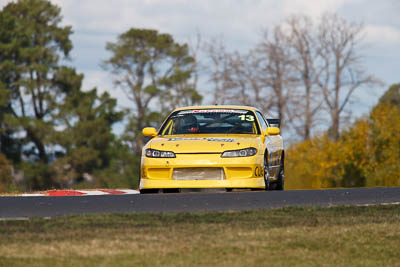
[
  {"xmin": 0, "ymin": 0, "xmax": 73, "ymax": 163},
  {"xmin": 203, "ymin": 37, "xmax": 235, "ymax": 105},
  {"xmin": 202, "ymin": 13, "xmax": 378, "ymax": 141},
  {"xmin": 104, "ymin": 28, "xmax": 200, "ymax": 154},
  {"xmin": 286, "ymin": 15, "xmax": 323, "ymax": 141},
  {"xmin": 0, "ymin": 152, "xmax": 13, "ymax": 192},
  {"xmin": 378, "ymin": 83, "xmax": 400, "ymax": 107},
  {"xmin": 286, "ymin": 83, "xmax": 400, "ymax": 189},
  {"xmin": 316, "ymin": 13, "xmax": 379, "ymax": 140},
  {"xmin": 225, "ymin": 51, "xmax": 257, "ymax": 106},
  {"xmin": 158, "ymin": 43, "xmax": 202, "ymax": 112},
  {"xmin": 0, "ymin": 9, "xmax": 19, "ymax": 162},
  {"xmin": 256, "ymin": 26, "xmax": 297, "ymax": 129},
  {"xmin": 50, "ymin": 67, "xmax": 123, "ymax": 186},
  {"xmin": 206, "ymin": 29, "xmax": 296, "ymax": 129},
  {"xmin": 0, "ymin": 0, "xmax": 126, "ymax": 191}
]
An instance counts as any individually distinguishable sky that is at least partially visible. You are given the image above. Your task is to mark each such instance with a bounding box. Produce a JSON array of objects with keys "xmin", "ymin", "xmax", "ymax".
[{"xmin": 1, "ymin": 0, "xmax": 399, "ymax": 131}]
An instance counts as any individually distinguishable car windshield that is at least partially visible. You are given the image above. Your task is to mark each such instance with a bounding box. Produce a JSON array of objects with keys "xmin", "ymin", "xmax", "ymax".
[{"xmin": 159, "ymin": 109, "xmax": 261, "ymax": 135}]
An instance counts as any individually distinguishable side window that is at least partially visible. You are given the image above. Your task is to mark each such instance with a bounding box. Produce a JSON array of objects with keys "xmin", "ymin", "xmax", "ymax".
[{"xmin": 256, "ymin": 111, "xmax": 268, "ymax": 132}]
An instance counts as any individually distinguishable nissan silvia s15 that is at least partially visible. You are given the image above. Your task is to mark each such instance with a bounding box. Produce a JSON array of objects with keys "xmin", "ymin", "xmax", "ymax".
[{"xmin": 139, "ymin": 106, "xmax": 284, "ymax": 193}]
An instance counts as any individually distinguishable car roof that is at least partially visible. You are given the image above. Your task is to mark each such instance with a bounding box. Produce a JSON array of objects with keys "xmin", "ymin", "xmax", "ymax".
[{"xmin": 173, "ymin": 105, "xmax": 259, "ymax": 112}]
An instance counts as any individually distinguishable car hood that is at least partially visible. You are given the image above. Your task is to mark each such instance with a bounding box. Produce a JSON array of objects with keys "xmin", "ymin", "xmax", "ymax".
[{"xmin": 148, "ymin": 134, "xmax": 262, "ymax": 153}]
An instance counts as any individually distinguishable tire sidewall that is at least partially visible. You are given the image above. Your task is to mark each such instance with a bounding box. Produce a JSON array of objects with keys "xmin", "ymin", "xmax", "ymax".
[
  {"xmin": 264, "ymin": 156, "xmax": 271, "ymax": 191},
  {"xmin": 276, "ymin": 159, "xmax": 284, "ymax": 190}
]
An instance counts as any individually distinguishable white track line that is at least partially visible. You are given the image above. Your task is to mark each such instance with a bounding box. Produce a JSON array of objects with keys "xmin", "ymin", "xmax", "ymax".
[
  {"xmin": 76, "ymin": 190, "xmax": 108, "ymax": 195},
  {"xmin": 119, "ymin": 189, "xmax": 140, "ymax": 194},
  {"xmin": 18, "ymin": 189, "xmax": 140, "ymax": 197}
]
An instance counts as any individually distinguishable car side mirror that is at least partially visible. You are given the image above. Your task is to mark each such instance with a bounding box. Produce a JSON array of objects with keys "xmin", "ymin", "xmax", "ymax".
[
  {"xmin": 142, "ymin": 127, "xmax": 157, "ymax": 137},
  {"xmin": 267, "ymin": 118, "xmax": 280, "ymax": 128},
  {"xmin": 265, "ymin": 127, "xmax": 280, "ymax": 136}
]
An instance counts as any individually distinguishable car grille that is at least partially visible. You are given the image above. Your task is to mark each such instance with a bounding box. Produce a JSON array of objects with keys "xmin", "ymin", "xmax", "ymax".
[{"xmin": 173, "ymin": 167, "xmax": 225, "ymax": 180}]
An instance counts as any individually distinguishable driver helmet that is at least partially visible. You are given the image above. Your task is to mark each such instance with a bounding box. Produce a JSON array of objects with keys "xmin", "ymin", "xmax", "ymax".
[{"xmin": 182, "ymin": 115, "xmax": 199, "ymax": 133}]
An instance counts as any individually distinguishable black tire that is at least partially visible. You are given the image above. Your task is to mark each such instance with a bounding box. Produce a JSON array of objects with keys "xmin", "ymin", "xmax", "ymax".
[
  {"xmin": 276, "ymin": 158, "xmax": 284, "ymax": 191},
  {"xmin": 140, "ymin": 189, "xmax": 159, "ymax": 194},
  {"xmin": 264, "ymin": 156, "xmax": 272, "ymax": 191},
  {"xmin": 163, "ymin": 188, "xmax": 180, "ymax": 193}
]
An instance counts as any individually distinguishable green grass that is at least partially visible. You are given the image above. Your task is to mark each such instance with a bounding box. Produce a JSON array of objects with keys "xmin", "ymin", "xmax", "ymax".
[{"xmin": 1, "ymin": 205, "xmax": 400, "ymax": 266}]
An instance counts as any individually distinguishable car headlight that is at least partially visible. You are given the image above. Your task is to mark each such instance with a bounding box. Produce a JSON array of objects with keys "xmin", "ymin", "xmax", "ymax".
[
  {"xmin": 145, "ymin": 148, "xmax": 176, "ymax": 158},
  {"xmin": 221, "ymin": 147, "xmax": 257, "ymax": 158}
]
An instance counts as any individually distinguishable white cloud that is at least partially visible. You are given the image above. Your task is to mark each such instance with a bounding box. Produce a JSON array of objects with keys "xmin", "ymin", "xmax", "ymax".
[
  {"xmin": 281, "ymin": 0, "xmax": 357, "ymax": 18},
  {"xmin": 1, "ymin": 0, "xmax": 382, "ymax": 52},
  {"xmin": 53, "ymin": 0, "xmax": 282, "ymax": 46},
  {"xmin": 365, "ymin": 25, "xmax": 400, "ymax": 45}
]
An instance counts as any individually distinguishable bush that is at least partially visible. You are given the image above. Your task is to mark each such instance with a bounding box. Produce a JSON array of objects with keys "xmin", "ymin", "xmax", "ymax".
[
  {"xmin": 21, "ymin": 162, "xmax": 57, "ymax": 191},
  {"xmin": 286, "ymin": 98, "xmax": 400, "ymax": 189},
  {"xmin": 0, "ymin": 153, "xmax": 13, "ymax": 192}
]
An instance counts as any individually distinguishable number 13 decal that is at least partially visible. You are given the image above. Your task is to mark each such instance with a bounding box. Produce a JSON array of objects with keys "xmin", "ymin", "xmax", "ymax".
[{"xmin": 238, "ymin": 115, "xmax": 255, "ymax": 121}]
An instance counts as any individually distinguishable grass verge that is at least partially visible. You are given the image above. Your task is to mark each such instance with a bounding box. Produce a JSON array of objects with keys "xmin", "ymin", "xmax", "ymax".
[{"xmin": 1, "ymin": 205, "xmax": 400, "ymax": 266}]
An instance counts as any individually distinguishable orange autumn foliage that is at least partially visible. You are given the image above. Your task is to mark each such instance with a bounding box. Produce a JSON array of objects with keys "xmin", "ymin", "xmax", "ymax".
[{"xmin": 286, "ymin": 103, "xmax": 400, "ymax": 189}]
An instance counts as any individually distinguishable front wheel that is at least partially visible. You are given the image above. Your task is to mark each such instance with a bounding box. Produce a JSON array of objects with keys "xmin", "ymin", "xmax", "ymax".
[
  {"xmin": 163, "ymin": 188, "xmax": 180, "ymax": 193},
  {"xmin": 264, "ymin": 157, "xmax": 272, "ymax": 191},
  {"xmin": 140, "ymin": 189, "xmax": 159, "ymax": 194}
]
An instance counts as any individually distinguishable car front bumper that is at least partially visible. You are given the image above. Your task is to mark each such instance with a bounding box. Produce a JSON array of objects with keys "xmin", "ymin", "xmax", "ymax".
[{"xmin": 140, "ymin": 153, "xmax": 266, "ymax": 189}]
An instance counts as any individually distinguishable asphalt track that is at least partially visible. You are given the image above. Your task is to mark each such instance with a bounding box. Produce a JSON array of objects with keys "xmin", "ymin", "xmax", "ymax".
[{"xmin": 1, "ymin": 187, "xmax": 400, "ymax": 218}]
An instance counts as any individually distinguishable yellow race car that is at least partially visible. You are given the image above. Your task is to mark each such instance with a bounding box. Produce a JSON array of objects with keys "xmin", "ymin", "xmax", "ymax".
[{"xmin": 139, "ymin": 106, "xmax": 284, "ymax": 193}]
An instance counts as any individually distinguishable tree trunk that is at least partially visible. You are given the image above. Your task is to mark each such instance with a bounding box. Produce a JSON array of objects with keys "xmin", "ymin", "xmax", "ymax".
[
  {"xmin": 26, "ymin": 128, "xmax": 48, "ymax": 163},
  {"xmin": 329, "ymin": 111, "xmax": 340, "ymax": 140}
]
